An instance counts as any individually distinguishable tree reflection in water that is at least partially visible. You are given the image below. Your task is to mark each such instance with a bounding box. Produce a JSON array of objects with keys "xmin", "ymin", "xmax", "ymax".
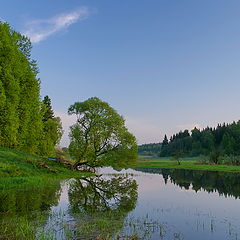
[
  {"xmin": 0, "ymin": 174, "xmax": 138, "ymax": 239},
  {"xmin": 135, "ymin": 167, "xmax": 240, "ymax": 198},
  {"xmin": 0, "ymin": 182, "xmax": 61, "ymax": 239},
  {"xmin": 68, "ymin": 174, "xmax": 138, "ymax": 239}
]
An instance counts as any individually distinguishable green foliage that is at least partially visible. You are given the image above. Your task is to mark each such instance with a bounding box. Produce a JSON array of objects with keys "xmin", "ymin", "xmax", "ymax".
[
  {"xmin": 0, "ymin": 148, "xmax": 90, "ymax": 190},
  {"xmin": 172, "ymin": 150, "xmax": 184, "ymax": 165},
  {"xmin": 40, "ymin": 96, "xmax": 63, "ymax": 156},
  {"xmin": 0, "ymin": 22, "xmax": 62, "ymax": 155},
  {"xmin": 209, "ymin": 150, "xmax": 222, "ymax": 164},
  {"xmin": 138, "ymin": 143, "xmax": 161, "ymax": 156},
  {"xmin": 162, "ymin": 134, "xmax": 168, "ymax": 146},
  {"xmin": 160, "ymin": 121, "xmax": 240, "ymax": 159},
  {"xmin": 68, "ymin": 97, "xmax": 138, "ymax": 168},
  {"xmin": 42, "ymin": 95, "xmax": 54, "ymax": 122},
  {"xmin": 137, "ymin": 158, "xmax": 240, "ymax": 173}
]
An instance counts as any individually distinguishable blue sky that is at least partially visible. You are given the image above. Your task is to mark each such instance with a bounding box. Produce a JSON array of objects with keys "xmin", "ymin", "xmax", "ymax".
[{"xmin": 1, "ymin": 0, "xmax": 240, "ymax": 146}]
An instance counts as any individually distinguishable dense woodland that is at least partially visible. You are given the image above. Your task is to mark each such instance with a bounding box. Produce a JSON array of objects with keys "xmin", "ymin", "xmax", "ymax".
[
  {"xmin": 160, "ymin": 122, "xmax": 240, "ymax": 158},
  {"xmin": 0, "ymin": 22, "xmax": 62, "ymax": 156},
  {"xmin": 138, "ymin": 143, "xmax": 161, "ymax": 156},
  {"xmin": 139, "ymin": 121, "xmax": 240, "ymax": 160}
]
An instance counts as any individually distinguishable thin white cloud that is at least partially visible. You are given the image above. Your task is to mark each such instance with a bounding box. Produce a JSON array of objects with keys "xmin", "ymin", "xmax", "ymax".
[{"xmin": 23, "ymin": 7, "xmax": 90, "ymax": 43}]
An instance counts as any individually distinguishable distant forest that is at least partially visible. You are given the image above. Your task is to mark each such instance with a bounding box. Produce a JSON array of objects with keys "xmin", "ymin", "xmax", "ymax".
[
  {"xmin": 138, "ymin": 143, "xmax": 161, "ymax": 156},
  {"xmin": 139, "ymin": 121, "xmax": 240, "ymax": 158}
]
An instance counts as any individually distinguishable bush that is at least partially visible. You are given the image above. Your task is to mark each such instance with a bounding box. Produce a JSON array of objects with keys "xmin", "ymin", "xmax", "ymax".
[
  {"xmin": 198, "ymin": 155, "xmax": 209, "ymax": 163},
  {"xmin": 222, "ymin": 155, "xmax": 240, "ymax": 166},
  {"xmin": 209, "ymin": 150, "xmax": 222, "ymax": 164}
]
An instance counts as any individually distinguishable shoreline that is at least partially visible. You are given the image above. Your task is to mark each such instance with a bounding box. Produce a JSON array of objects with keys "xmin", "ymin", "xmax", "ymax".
[{"xmin": 136, "ymin": 159, "xmax": 240, "ymax": 173}]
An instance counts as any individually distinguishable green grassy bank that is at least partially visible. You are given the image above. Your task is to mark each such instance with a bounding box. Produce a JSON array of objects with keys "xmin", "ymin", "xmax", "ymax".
[
  {"xmin": 0, "ymin": 148, "xmax": 90, "ymax": 190},
  {"xmin": 137, "ymin": 157, "xmax": 240, "ymax": 173}
]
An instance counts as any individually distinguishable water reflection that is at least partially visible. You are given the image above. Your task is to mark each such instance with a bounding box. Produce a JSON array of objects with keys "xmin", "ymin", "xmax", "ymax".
[
  {"xmin": 67, "ymin": 174, "xmax": 138, "ymax": 239},
  {"xmin": 0, "ymin": 174, "xmax": 138, "ymax": 239},
  {"xmin": 0, "ymin": 185, "xmax": 61, "ymax": 214},
  {"xmin": 2, "ymin": 167, "xmax": 240, "ymax": 240},
  {"xmin": 0, "ymin": 182, "xmax": 61, "ymax": 239},
  {"xmin": 69, "ymin": 175, "xmax": 137, "ymax": 213},
  {"xmin": 134, "ymin": 167, "xmax": 240, "ymax": 198}
]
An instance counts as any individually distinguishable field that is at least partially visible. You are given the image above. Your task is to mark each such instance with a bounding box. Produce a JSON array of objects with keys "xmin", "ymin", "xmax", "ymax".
[{"xmin": 137, "ymin": 155, "xmax": 240, "ymax": 173}]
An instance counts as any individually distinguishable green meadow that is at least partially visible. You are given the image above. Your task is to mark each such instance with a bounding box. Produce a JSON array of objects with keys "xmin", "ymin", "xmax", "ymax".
[
  {"xmin": 137, "ymin": 156, "xmax": 240, "ymax": 173},
  {"xmin": 0, "ymin": 148, "xmax": 91, "ymax": 190}
]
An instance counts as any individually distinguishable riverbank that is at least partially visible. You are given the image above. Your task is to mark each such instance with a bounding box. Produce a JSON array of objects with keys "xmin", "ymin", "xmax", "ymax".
[
  {"xmin": 0, "ymin": 148, "xmax": 90, "ymax": 190},
  {"xmin": 137, "ymin": 158, "xmax": 240, "ymax": 173}
]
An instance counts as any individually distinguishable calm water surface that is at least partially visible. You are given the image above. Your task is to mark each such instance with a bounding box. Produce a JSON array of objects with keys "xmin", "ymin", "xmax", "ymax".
[{"xmin": 1, "ymin": 167, "xmax": 240, "ymax": 239}]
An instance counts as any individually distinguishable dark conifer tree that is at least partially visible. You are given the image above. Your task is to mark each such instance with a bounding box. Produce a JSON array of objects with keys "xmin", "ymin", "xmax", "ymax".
[
  {"xmin": 42, "ymin": 95, "xmax": 54, "ymax": 121},
  {"xmin": 162, "ymin": 134, "xmax": 168, "ymax": 146}
]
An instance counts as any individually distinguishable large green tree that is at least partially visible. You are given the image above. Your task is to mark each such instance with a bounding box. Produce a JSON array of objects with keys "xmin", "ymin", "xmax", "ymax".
[
  {"xmin": 0, "ymin": 22, "xmax": 43, "ymax": 151},
  {"xmin": 68, "ymin": 97, "xmax": 138, "ymax": 168},
  {"xmin": 0, "ymin": 22, "xmax": 62, "ymax": 155}
]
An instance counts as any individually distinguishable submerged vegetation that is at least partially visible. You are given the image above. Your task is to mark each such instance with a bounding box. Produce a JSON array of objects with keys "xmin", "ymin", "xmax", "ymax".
[
  {"xmin": 0, "ymin": 173, "xmax": 139, "ymax": 239},
  {"xmin": 2, "ymin": 167, "xmax": 240, "ymax": 240}
]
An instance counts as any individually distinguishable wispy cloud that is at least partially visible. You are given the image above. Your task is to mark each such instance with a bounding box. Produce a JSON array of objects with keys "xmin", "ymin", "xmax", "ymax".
[{"xmin": 23, "ymin": 7, "xmax": 90, "ymax": 43}]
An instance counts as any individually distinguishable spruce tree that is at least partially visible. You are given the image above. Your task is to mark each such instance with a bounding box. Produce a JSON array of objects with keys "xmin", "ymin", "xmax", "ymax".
[
  {"xmin": 162, "ymin": 134, "xmax": 168, "ymax": 146},
  {"xmin": 42, "ymin": 95, "xmax": 54, "ymax": 121},
  {"xmin": 40, "ymin": 96, "xmax": 63, "ymax": 156}
]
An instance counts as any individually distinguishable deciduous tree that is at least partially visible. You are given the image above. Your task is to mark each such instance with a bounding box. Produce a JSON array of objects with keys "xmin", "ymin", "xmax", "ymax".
[{"xmin": 68, "ymin": 97, "xmax": 138, "ymax": 168}]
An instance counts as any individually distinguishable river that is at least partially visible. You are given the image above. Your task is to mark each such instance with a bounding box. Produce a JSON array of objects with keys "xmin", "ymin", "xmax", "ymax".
[{"xmin": 1, "ymin": 167, "xmax": 240, "ymax": 239}]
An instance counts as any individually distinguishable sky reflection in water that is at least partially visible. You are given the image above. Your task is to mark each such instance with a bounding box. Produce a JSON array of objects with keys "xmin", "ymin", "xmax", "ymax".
[
  {"xmin": 99, "ymin": 167, "xmax": 240, "ymax": 240},
  {"xmin": 1, "ymin": 167, "xmax": 240, "ymax": 239}
]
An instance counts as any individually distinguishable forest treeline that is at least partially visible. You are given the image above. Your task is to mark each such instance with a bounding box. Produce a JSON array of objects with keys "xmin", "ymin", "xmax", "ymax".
[
  {"xmin": 161, "ymin": 122, "xmax": 240, "ymax": 158},
  {"xmin": 138, "ymin": 143, "xmax": 161, "ymax": 156},
  {"xmin": 139, "ymin": 121, "xmax": 240, "ymax": 159},
  {"xmin": 0, "ymin": 22, "xmax": 62, "ymax": 155}
]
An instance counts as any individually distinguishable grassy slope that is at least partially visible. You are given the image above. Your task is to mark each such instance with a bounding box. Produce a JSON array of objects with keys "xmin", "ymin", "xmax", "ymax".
[
  {"xmin": 137, "ymin": 156, "xmax": 240, "ymax": 173},
  {"xmin": 0, "ymin": 148, "xmax": 90, "ymax": 189}
]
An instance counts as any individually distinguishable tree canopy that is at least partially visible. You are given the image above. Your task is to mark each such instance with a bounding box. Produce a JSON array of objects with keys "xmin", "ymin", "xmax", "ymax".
[
  {"xmin": 0, "ymin": 22, "xmax": 62, "ymax": 155},
  {"xmin": 160, "ymin": 121, "xmax": 240, "ymax": 159},
  {"xmin": 138, "ymin": 143, "xmax": 161, "ymax": 156},
  {"xmin": 40, "ymin": 95, "xmax": 63, "ymax": 156},
  {"xmin": 68, "ymin": 97, "xmax": 138, "ymax": 168}
]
